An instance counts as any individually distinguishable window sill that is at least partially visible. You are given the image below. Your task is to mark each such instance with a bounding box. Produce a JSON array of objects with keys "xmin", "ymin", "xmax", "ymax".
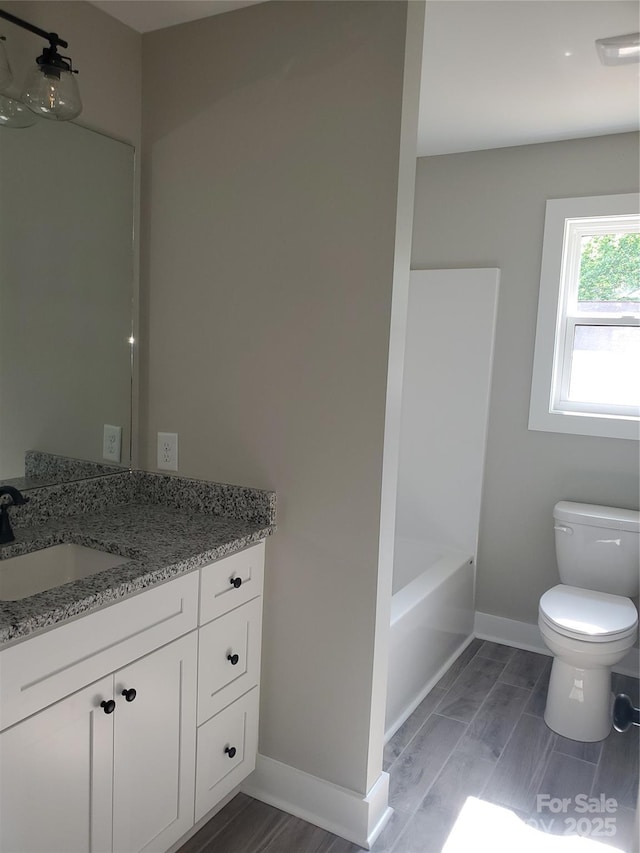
[{"xmin": 528, "ymin": 408, "xmax": 640, "ymax": 441}]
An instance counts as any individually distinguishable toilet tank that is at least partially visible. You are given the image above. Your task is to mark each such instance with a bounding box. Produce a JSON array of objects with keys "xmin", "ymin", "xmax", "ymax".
[{"xmin": 553, "ymin": 501, "xmax": 640, "ymax": 597}]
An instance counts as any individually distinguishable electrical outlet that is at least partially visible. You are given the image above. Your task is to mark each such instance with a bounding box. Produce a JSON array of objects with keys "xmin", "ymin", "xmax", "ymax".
[
  {"xmin": 103, "ymin": 424, "xmax": 122, "ymax": 463},
  {"xmin": 157, "ymin": 432, "xmax": 178, "ymax": 471}
]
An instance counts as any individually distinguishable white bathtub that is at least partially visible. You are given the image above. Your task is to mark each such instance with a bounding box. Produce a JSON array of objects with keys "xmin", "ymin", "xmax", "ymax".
[{"xmin": 385, "ymin": 538, "xmax": 475, "ymax": 741}]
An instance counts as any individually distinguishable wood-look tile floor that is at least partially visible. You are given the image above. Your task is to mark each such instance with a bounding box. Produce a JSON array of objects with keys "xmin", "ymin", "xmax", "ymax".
[{"xmin": 179, "ymin": 640, "xmax": 639, "ymax": 853}]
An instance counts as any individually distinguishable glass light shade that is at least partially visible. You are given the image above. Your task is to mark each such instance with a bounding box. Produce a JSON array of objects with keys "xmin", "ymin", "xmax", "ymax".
[
  {"xmin": 0, "ymin": 93, "xmax": 37, "ymax": 128},
  {"xmin": 0, "ymin": 38, "xmax": 12, "ymax": 92},
  {"xmin": 22, "ymin": 63, "xmax": 81, "ymax": 121}
]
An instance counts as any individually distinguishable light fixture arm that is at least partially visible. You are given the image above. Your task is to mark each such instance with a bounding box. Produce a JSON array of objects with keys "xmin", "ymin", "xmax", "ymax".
[{"xmin": 0, "ymin": 8, "xmax": 68, "ymax": 50}]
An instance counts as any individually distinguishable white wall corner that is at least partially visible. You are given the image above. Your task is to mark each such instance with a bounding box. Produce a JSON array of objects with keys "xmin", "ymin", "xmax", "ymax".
[
  {"xmin": 368, "ymin": 0, "xmax": 426, "ymax": 797},
  {"xmin": 241, "ymin": 754, "xmax": 392, "ymax": 849},
  {"xmin": 474, "ymin": 611, "xmax": 639, "ymax": 678}
]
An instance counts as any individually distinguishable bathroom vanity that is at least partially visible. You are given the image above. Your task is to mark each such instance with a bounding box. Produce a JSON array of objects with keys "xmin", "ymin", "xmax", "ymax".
[{"xmin": 0, "ymin": 471, "xmax": 274, "ymax": 853}]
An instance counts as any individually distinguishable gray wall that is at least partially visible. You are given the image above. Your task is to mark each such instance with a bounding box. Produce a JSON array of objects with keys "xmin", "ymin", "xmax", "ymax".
[
  {"xmin": 412, "ymin": 132, "xmax": 640, "ymax": 625},
  {"xmin": 141, "ymin": 1, "xmax": 408, "ymax": 795}
]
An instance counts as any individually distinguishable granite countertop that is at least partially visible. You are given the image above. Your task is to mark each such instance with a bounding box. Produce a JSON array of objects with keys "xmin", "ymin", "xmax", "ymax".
[{"xmin": 0, "ymin": 473, "xmax": 275, "ymax": 647}]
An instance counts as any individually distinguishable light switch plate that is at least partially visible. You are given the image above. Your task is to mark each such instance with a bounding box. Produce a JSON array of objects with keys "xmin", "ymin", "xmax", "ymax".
[
  {"xmin": 157, "ymin": 432, "xmax": 178, "ymax": 471},
  {"xmin": 103, "ymin": 424, "xmax": 122, "ymax": 463}
]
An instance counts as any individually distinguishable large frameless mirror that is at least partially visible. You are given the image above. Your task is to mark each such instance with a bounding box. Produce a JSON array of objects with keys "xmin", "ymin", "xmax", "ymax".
[{"xmin": 0, "ymin": 120, "xmax": 134, "ymax": 488}]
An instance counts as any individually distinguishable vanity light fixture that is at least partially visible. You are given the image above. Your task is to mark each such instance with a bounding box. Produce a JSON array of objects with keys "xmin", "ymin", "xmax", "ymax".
[
  {"xmin": 0, "ymin": 7, "xmax": 81, "ymax": 121},
  {"xmin": 595, "ymin": 31, "xmax": 640, "ymax": 66}
]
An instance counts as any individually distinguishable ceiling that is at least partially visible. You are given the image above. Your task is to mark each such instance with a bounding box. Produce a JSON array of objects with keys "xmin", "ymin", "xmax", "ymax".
[
  {"xmin": 419, "ymin": 1, "xmax": 640, "ymax": 156},
  {"xmin": 90, "ymin": 0, "xmax": 264, "ymax": 33},
  {"xmin": 90, "ymin": 0, "xmax": 640, "ymax": 157}
]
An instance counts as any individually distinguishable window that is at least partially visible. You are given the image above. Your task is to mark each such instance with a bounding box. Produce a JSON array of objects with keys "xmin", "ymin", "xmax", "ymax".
[{"xmin": 529, "ymin": 193, "xmax": 640, "ymax": 440}]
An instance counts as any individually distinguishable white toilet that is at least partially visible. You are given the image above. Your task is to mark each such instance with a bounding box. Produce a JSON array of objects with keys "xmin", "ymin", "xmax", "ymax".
[{"xmin": 539, "ymin": 501, "xmax": 639, "ymax": 742}]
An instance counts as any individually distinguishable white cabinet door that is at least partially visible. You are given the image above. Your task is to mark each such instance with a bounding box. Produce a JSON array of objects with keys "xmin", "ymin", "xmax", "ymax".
[
  {"xmin": 112, "ymin": 632, "xmax": 197, "ymax": 853},
  {"xmin": 0, "ymin": 677, "xmax": 114, "ymax": 853}
]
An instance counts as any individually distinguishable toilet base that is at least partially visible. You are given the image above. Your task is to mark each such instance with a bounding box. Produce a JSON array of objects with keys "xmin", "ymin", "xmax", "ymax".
[{"xmin": 544, "ymin": 658, "xmax": 613, "ymax": 742}]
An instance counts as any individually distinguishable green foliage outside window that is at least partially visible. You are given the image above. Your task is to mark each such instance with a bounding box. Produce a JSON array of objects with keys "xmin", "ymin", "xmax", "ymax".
[{"xmin": 578, "ymin": 233, "xmax": 640, "ymax": 302}]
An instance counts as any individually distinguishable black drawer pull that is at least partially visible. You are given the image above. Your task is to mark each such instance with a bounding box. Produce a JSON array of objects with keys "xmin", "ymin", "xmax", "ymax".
[
  {"xmin": 225, "ymin": 746, "xmax": 237, "ymax": 759},
  {"xmin": 100, "ymin": 699, "xmax": 116, "ymax": 714},
  {"xmin": 227, "ymin": 653, "xmax": 239, "ymax": 666},
  {"xmin": 230, "ymin": 577, "xmax": 242, "ymax": 589},
  {"xmin": 121, "ymin": 688, "xmax": 137, "ymax": 702}
]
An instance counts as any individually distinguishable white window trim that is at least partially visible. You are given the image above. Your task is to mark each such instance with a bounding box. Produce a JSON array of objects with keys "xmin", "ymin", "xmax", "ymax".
[{"xmin": 529, "ymin": 192, "xmax": 640, "ymax": 441}]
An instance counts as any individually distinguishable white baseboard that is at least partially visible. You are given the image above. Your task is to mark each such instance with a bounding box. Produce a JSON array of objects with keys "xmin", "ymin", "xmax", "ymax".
[
  {"xmin": 474, "ymin": 611, "xmax": 639, "ymax": 678},
  {"xmin": 241, "ymin": 754, "xmax": 392, "ymax": 850}
]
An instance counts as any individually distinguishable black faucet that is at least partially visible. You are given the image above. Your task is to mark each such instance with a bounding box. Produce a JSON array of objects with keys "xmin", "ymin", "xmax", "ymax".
[{"xmin": 0, "ymin": 486, "xmax": 30, "ymax": 545}]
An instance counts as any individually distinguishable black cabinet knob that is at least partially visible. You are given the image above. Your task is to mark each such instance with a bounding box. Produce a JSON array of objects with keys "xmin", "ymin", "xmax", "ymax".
[
  {"xmin": 227, "ymin": 653, "xmax": 239, "ymax": 666},
  {"xmin": 121, "ymin": 688, "xmax": 137, "ymax": 702},
  {"xmin": 100, "ymin": 699, "xmax": 116, "ymax": 714},
  {"xmin": 230, "ymin": 577, "xmax": 242, "ymax": 589},
  {"xmin": 224, "ymin": 746, "xmax": 237, "ymax": 759}
]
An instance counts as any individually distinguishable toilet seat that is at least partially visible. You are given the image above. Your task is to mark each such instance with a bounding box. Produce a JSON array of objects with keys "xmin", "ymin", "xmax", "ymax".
[{"xmin": 539, "ymin": 584, "xmax": 638, "ymax": 642}]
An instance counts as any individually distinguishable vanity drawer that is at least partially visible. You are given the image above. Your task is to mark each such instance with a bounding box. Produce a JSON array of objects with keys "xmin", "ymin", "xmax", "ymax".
[
  {"xmin": 0, "ymin": 571, "xmax": 199, "ymax": 731},
  {"xmin": 198, "ymin": 596, "xmax": 262, "ymax": 725},
  {"xmin": 195, "ymin": 687, "xmax": 259, "ymax": 823},
  {"xmin": 199, "ymin": 542, "xmax": 264, "ymax": 625}
]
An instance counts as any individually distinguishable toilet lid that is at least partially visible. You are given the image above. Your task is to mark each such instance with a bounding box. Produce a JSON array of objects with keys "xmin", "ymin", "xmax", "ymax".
[{"xmin": 539, "ymin": 585, "xmax": 638, "ymax": 640}]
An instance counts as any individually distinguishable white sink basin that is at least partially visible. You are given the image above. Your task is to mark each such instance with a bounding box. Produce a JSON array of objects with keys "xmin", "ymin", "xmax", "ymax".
[{"xmin": 0, "ymin": 544, "xmax": 128, "ymax": 601}]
